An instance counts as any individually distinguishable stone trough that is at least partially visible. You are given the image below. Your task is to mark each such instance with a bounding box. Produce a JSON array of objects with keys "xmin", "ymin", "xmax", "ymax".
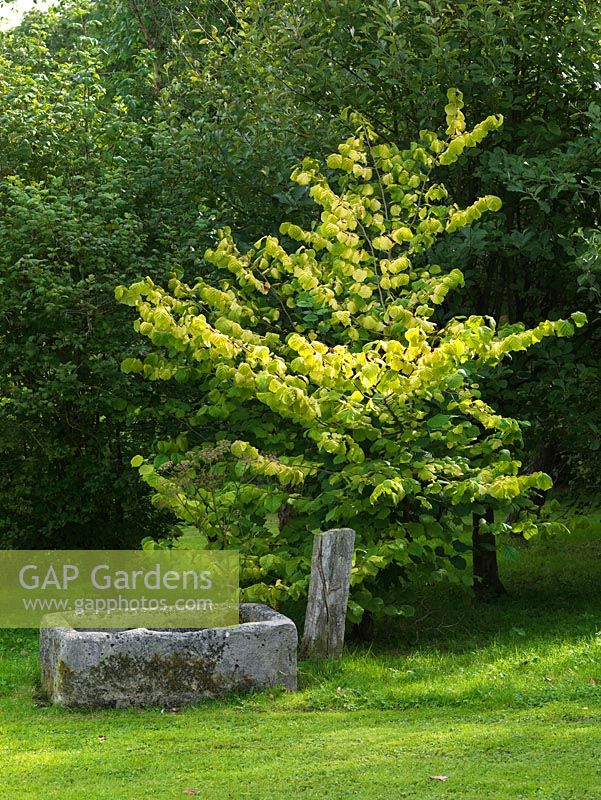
[{"xmin": 39, "ymin": 603, "xmax": 297, "ymax": 708}]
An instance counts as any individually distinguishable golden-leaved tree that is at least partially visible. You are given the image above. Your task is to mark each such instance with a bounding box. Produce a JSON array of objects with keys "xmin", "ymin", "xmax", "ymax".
[{"xmin": 117, "ymin": 91, "xmax": 585, "ymax": 618}]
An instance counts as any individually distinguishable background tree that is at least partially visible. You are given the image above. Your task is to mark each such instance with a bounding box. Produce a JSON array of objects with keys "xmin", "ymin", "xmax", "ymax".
[{"xmin": 0, "ymin": 3, "xmax": 213, "ymax": 546}]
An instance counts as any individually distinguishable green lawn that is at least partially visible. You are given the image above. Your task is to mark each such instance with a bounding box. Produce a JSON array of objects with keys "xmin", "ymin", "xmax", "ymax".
[{"xmin": 1, "ymin": 514, "xmax": 601, "ymax": 799}]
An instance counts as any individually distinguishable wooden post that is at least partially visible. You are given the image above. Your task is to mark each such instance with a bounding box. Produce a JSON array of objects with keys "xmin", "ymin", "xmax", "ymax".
[{"xmin": 300, "ymin": 528, "xmax": 355, "ymax": 660}]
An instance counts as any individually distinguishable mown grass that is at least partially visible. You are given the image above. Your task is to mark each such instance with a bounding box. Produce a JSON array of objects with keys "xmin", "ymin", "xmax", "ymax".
[{"xmin": 1, "ymin": 512, "xmax": 601, "ymax": 799}]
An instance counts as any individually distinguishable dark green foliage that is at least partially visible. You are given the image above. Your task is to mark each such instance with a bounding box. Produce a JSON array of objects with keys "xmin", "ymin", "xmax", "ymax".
[
  {"xmin": 0, "ymin": 4, "xmax": 212, "ymax": 546},
  {"xmin": 0, "ymin": 0, "xmax": 599, "ymax": 548}
]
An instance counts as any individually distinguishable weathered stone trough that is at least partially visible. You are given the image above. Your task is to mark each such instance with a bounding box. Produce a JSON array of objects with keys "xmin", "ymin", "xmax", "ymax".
[{"xmin": 39, "ymin": 603, "xmax": 297, "ymax": 708}]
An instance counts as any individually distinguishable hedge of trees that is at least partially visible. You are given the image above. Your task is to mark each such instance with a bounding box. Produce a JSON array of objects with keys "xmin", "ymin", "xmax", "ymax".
[{"xmin": 0, "ymin": 0, "xmax": 599, "ymax": 614}]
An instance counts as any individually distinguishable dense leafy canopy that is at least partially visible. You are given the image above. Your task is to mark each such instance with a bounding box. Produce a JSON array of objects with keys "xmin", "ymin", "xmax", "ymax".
[
  {"xmin": 0, "ymin": 0, "xmax": 598, "ymax": 608},
  {"xmin": 0, "ymin": 1, "xmax": 211, "ymax": 545}
]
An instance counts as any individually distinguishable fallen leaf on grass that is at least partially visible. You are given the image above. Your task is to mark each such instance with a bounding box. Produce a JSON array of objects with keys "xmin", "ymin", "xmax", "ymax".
[
  {"xmin": 589, "ymin": 677, "xmax": 597, "ymax": 686},
  {"xmin": 429, "ymin": 775, "xmax": 448, "ymax": 781}
]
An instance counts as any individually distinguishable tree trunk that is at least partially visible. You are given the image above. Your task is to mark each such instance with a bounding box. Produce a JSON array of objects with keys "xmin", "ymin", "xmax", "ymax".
[
  {"xmin": 350, "ymin": 611, "xmax": 374, "ymax": 643},
  {"xmin": 472, "ymin": 508, "xmax": 507, "ymax": 598}
]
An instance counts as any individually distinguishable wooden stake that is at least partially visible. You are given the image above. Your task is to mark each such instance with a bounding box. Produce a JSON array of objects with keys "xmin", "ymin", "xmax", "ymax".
[{"xmin": 300, "ymin": 528, "xmax": 355, "ymax": 660}]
